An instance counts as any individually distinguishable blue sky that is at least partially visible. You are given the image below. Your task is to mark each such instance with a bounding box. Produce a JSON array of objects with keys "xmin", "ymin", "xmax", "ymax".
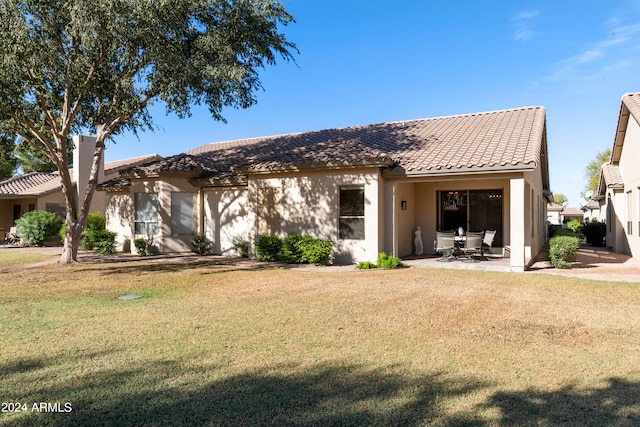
[{"xmin": 106, "ymin": 0, "xmax": 640, "ymax": 207}]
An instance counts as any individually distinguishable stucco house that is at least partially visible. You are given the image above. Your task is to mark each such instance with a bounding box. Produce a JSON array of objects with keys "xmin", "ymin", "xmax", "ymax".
[
  {"xmin": 100, "ymin": 106, "xmax": 552, "ymax": 271},
  {"xmin": 0, "ymin": 135, "xmax": 161, "ymax": 238},
  {"xmin": 598, "ymin": 92, "xmax": 640, "ymax": 260}
]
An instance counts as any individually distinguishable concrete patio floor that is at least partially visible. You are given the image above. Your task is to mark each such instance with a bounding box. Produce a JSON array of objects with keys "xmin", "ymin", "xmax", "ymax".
[{"xmin": 402, "ymin": 254, "xmax": 512, "ymax": 272}]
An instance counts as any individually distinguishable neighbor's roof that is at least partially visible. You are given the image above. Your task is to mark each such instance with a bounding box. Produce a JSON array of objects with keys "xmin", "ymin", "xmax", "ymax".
[
  {"xmin": 0, "ymin": 154, "xmax": 162, "ymax": 198},
  {"xmin": 117, "ymin": 106, "xmax": 548, "ymax": 187},
  {"xmin": 0, "ymin": 172, "xmax": 61, "ymax": 198}
]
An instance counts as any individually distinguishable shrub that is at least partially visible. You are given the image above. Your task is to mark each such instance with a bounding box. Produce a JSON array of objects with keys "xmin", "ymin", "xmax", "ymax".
[
  {"xmin": 581, "ymin": 220, "xmax": 606, "ymax": 247},
  {"xmin": 232, "ymin": 239, "xmax": 250, "ymax": 258},
  {"xmin": 191, "ymin": 234, "xmax": 212, "ymax": 256},
  {"xmin": 255, "ymin": 233, "xmax": 282, "ymax": 262},
  {"xmin": 356, "ymin": 261, "xmax": 377, "ymax": 269},
  {"xmin": 376, "ymin": 252, "xmax": 407, "ymax": 269},
  {"xmin": 134, "ymin": 237, "xmax": 154, "ymax": 256},
  {"xmin": 567, "ymin": 219, "xmax": 581, "ymax": 232},
  {"xmin": 547, "ymin": 235, "xmax": 580, "ymax": 269},
  {"xmin": 280, "ymin": 232, "xmax": 305, "ymax": 264},
  {"xmin": 15, "ymin": 210, "xmax": 63, "ymax": 246},
  {"xmin": 93, "ymin": 230, "xmax": 117, "ymax": 255},
  {"xmin": 298, "ymin": 237, "xmax": 333, "ymax": 266},
  {"xmin": 80, "ymin": 212, "xmax": 108, "ymax": 250}
]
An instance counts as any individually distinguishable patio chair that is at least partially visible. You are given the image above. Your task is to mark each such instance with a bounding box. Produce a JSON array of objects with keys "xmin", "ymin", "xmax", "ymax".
[
  {"xmin": 4, "ymin": 227, "xmax": 20, "ymax": 245},
  {"xmin": 462, "ymin": 231, "xmax": 483, "ymax": 261},
  {"xmin": 481, "ymin": 230, "xmax": 496, "ymax": 258},
  {"xmin": 434, "ymin": 231, "xmax": 456, "ymax": 261}
]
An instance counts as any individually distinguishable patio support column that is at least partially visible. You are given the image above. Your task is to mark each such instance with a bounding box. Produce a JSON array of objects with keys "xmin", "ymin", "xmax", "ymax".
[{"xmin": 510, "ymin": 177, "xmax": 526, "ymax": 272}]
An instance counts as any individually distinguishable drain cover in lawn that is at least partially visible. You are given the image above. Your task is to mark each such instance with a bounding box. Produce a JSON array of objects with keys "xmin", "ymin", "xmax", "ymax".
[{"xmin": 118, "ymin": 294, "xmax": 143, "ymax": 300}]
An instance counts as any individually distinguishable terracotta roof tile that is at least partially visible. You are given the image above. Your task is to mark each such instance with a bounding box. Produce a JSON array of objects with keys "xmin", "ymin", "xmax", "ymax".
[
  {"xmin": 622, "ymin": 92, "xmax": 640, "ymax": 124},
  {"xmin": 602, "ymin": 164, "xmax": 623, "ymax": 187},
  {"xmin": 177, "ymin": 106, "xmax": 546, "ymax": 182},
  {"xmin": 0, "ymin": 172, "xmax": 61, "ymax": 197}
]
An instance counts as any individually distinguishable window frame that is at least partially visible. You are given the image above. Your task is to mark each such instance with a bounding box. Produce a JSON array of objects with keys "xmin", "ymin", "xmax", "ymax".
[
  {"xmin": 338, "ymin": 186, "xmax": 365, "ymax": 240},
  {"xmin": 134, "ymin": 193, "xmax": 159, "ymax": 236}
]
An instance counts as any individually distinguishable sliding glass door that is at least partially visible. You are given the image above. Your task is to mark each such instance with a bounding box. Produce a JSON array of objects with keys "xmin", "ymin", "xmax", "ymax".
[{"xmin": 439, "ymin": 189, "xmax": 503, "ymax": 247}]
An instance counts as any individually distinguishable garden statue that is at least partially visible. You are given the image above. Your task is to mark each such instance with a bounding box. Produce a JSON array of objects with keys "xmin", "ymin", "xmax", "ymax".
[{"xmin": 414, "ymin": 226, "xmax": 424, "ymax": 255}]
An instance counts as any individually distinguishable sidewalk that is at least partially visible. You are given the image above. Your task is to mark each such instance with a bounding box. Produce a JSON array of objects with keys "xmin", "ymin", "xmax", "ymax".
[{"xmin": 528, "ymin": 244, "xmax": 640, "ymax": 283}]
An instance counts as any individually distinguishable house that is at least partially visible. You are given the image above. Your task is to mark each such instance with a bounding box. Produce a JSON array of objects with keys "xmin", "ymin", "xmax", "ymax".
[
  {"xmin": 581, "ymin": 198, "xmax": 604, "ymax": 222},
  {"xmin": 100, "ymin": 106, "xmax": 552, "ymax": 271},
  {"xmin": 598, "ymin": 92, "xmax": 640, "ymax": 259},
  {"xmin": 0, "ymin": 135, "xmax": 161, "ymax": 239}
]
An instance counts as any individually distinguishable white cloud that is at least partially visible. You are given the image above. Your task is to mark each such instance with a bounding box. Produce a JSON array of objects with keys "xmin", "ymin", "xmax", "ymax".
[
  {"xmin": 511, "ymin": 10, "xmax": 539, "ymax": 42},
  {"xmin": 546, "ymin": 19, "xmax": 640, "ymax": 81}
]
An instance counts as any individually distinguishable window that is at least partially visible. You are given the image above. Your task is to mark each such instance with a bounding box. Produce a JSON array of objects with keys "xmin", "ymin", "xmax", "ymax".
[
  {"xmin": 135, "ymin": 193, "xmax": 159, "ymax": 236},
  {"xmin": 339, "ymin": 186, "xmax": 364, "ymax": 240},
  {"xmin": 171, "ymin": 192, "xmax": 194, "ymax": 235}
]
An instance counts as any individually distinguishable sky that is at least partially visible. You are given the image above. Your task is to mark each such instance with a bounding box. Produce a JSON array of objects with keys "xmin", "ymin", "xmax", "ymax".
[{"xmin": 105, "ymin": 0, "xmax": 640, "ymax": 208}]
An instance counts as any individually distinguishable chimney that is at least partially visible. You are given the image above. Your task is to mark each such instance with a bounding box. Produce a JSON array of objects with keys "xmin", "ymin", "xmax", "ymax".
[{"xmin": 72, "ymin": 135, "xmax": 104, "ymax": 211}]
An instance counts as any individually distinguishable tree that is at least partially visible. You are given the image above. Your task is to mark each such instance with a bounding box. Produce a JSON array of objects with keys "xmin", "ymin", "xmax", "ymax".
[
  {"xmin": 583, "ymin": 148, "xmax": 611, "ymax": 200},
  {"xmin": 553, "ymin": 193, "xmax": 568, "ymax": 205},
  {"xmin": 0, "ymin": 132, "xmax": 18, "ymax": 179},
  {"xmin": 0, "ymin": 0, "xmax": 296, "ymax": 264}
]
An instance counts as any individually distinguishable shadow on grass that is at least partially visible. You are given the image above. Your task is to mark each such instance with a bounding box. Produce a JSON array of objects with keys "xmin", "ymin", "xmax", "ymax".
[
  {"xmin": 483, "ymin": 378, "xmax": 640, "ymax": 426},
  {"xmin": 5, "ymin": 355, "xmax": 640, "ymax": 426},
  {"xmin": 5, "ymin": 359, "xmax": 485, "ymax": 427}
]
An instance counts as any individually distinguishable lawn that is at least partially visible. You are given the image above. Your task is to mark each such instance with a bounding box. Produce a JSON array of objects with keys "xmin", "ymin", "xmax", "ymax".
[{"xmin": 1, "ymin": 255, "xmax": 639, "ymax": 426}]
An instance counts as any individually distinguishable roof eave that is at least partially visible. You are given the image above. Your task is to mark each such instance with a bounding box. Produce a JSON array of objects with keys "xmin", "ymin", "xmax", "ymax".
[{"xmin": 384, "ymin": 162, "xmax": 538, "ymax": 178}]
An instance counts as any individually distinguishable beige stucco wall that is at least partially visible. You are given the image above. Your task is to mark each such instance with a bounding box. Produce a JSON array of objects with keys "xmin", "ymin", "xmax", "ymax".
[
  {"xmin": 105, "ymin": 177, "xmax": 200, "ymax": 254},
  {"xmin": 204, "ymin": 187, "xmax": 252, "ymax": 256},
  {"xmin": 618, "ymin": 115, "xmax": 640, "ymax": 258},
  {"xmin": 249, "ymin": 168, "xmax": 383, "ymax": 264}
]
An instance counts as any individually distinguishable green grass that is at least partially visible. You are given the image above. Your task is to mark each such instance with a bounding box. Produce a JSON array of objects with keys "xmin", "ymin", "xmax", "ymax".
[
  {"xmin": 1, "ymin": 255, "xmax": 639, "ymax": 426},
  {"xmin": 0, "ymin": 251, "xmax": 56, "ymax": 267}
]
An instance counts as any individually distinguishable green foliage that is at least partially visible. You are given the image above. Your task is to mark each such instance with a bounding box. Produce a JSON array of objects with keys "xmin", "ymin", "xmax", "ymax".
[
  {"xmin": 191, "ymin": 234, "xmax": 212, "ymax": 256},
  {"xmin": 566, "ymin": 220, "xmax": 581, "ymax": 232},
  {"xmin": 584, "ymin": 148, "xmax": 611, "ymax": 199},
  {"xmin": 0, "ymin": 131, "xmax": 17, "ymax": 179},
  {"xmin": 58, "ymin": 212, "xmax": 115, "ymax": 255},
  {"xmin": 549, "ymin": 226, "xmax": 578, "ymax": 239},
  {"xmin": 15, "ymin": 210, "xmax": 63, "ymax": 246},
  {"xmin": 255, "ymin": 233, "xmax": 333, "ymax": 265},
  {"xmin": 255, "ymin": 233, "xmax": 283, "ymax": 262},
  {"xmin": 0, "ymin": 0, "xmax": 296, "ymax": 262},
  {"xmin": 92, "ymin": 230, "xmax": 117, "ymax": 255},
  {"xmin": 134, "ymin": 237, "xmax": 154, "ymax": 257},
  {"xmin": 298, "ymin": 236, "xmax": 333, "ymax": 266},
  {"xmin": 80, "ymin": 212, "xmax": 108, "ymax": 250},
  {"xmin": 233, "ymin": 239, "xmax": 250, "ymax": 258},
  {"xmin": 356, "ymin": 261, "xmax": 378, "ymax": 269},
  {"xmin": 553, "ymin": 193, "xmax": 568, "ymax": 205},
  {"xmin": 581, "ymin": 220, "xmax": 606, "ymax": 247},
  {"xmin": 376, "ymin": 252, "xmax": 407, "ymax": 269},
  {"xmin": 547, "ymin": 236, "xmax": 580, "ymax": 269}
]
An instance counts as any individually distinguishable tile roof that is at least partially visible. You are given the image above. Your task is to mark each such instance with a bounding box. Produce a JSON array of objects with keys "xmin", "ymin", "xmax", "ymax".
[
  {"xmin": 122, "ymin": 106, "xmax": 548, "ymax": 186},
  {"xmin": 0, "ymin": 154, "xmax": 164, "ymax": 197},
  {"xmin": 622, "ymin": 92, "xmax": 640, "ymax": 124},
  {"xmin": 0, "ymin": 172, "xmax": 61, "ymax": 197},
  {"xmin": 601, "ymin": 164, "xmax": 624, "ymax": 188}
]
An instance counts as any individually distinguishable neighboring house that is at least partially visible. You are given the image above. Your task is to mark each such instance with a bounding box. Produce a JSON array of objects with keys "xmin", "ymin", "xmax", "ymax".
[
  {"xmin": 100, "ymin": 106, "xmax": 552, "ymax": 271},
  {"xmin": 581, "ymin": 198, "xmax": 604, "ymax": 222},
  {"xmin": 0, "ymin": 135, "xmax": 161, "ymax": 239},
  {"xmin": 547, "ymin": 203, "xmax": 584, "ymax": 225},
  {"xmin": 547, "ymin": 203, "xmax": 564, "ymax": 225},
  {"xmin": 598, "ymin": 92, "xmax": 640, "ymax": 260}
]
